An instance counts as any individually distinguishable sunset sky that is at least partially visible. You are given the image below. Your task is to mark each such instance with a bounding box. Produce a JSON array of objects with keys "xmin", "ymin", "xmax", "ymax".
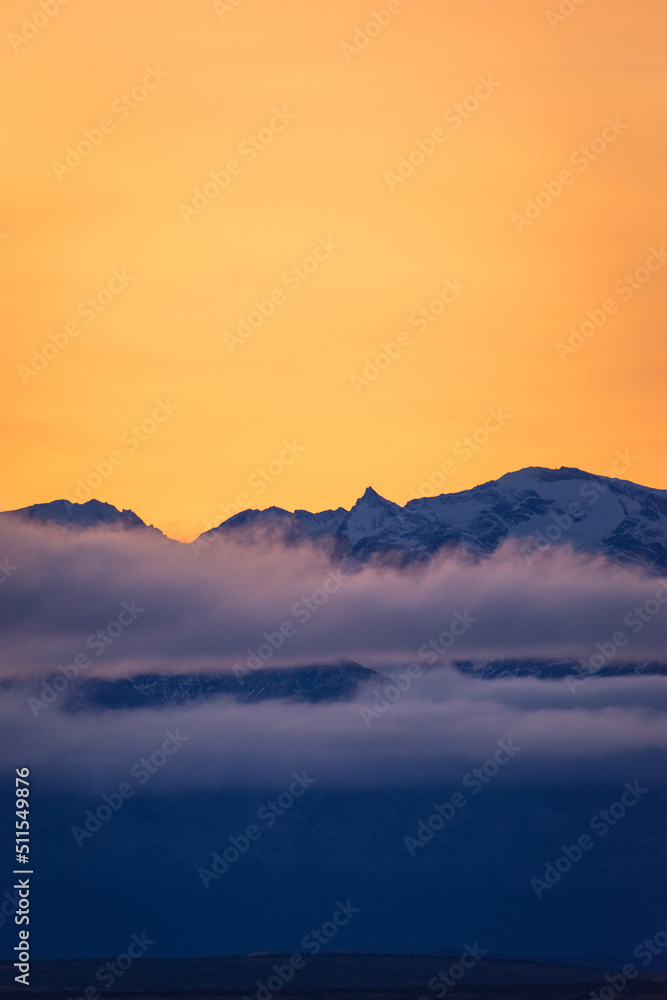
[{"xmin": 2, "ymin": 0, "xmax": 665, "ymax": 539}]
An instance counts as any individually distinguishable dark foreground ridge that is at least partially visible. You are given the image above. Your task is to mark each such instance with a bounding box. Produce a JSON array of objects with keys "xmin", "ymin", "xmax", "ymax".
[
  {"xmin": 2, "ymin": 954, "xmax": 666, "ymax": 999},
  {"xmin": 10, "ymin": 660, "xmax": 667, "ymax": 719},
  {"xmin": 6, "ymin": 664, "xmax": 377, "ymax": 714},
  {"xmin": 62, "ymin": 663, "xmax": 377, "ymax": 711}
]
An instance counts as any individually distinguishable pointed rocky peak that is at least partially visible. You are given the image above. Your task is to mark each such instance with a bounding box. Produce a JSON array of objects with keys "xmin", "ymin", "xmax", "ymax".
[
  {"xmin": 362, "ymin": 486, "xmax": 382, "ymax": 500},
  {"xmin": 352, "ymin": 487, "xmax": 400, "ymax": 510},
  {"xmin": 343, "ymin": 487, "xmax": 403, "ymax": 543}
]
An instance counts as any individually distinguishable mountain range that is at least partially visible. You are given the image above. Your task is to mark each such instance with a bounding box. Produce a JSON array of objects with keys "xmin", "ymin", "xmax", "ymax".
[
  {"xmin": 5, "ymin": 466, "xmax": 666, "ymax": 695},
  {"xmin": 4, "ymin": 953, "xmax": 657, "ymax": 998},
  {"xmin": 59, "ymin": 663, "xmax": 378, "ymax": 712},
  {"xmin": 3, "ymin": 469, "xmax": 666, "ymax": 960},
  {"xmin": 6, "ymin": 466, "xmax": 667, "ymax": 571}
]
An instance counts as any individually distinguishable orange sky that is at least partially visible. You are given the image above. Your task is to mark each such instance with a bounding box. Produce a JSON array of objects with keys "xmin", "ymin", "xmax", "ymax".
[{"xmin": 2, "ymin": 0, "xmax": 666, "ymax": 539}]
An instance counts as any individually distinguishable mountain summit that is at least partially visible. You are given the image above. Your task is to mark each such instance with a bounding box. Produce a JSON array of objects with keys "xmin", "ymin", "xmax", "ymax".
[
  {"xmin": 203, "ymin": 466, "xmax": 667, "ymax": 571},
  {"xmin": 4, "ymin": 467, "xmax": 666, "ymax": 571},
  {"xmin": 340, "ymin": 486, "xmax": 403, "ymax": 544},
  {"xmin": 3, "ymin": 498, "xmax": 161, "ymax": 534}
]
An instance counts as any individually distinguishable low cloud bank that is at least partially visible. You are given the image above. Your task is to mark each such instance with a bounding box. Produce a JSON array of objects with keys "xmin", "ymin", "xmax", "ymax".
[
  {"xmin": 0, "ymin": 520, "xmax": 665, "ymax": 680},
  {"xmin": 2, "ymin": 667, "xmax": 666, "ymax": 791}
]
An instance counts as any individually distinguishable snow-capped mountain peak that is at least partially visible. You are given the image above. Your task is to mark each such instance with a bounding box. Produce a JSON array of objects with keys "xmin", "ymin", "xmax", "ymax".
[
  {"xmin": 2, "ymin": 498, "xmax": 161, "ymax": 534},
  {"xmin": 342, "ymin": 487, "xmax": 403, "ymax": 544},
  {"xmin": 4, "ymin": 467, "xmax": 666, "ymax": 572},
  {"xmin": 202, "ymin": 466, "xmax": 667, "ymax": 571}
]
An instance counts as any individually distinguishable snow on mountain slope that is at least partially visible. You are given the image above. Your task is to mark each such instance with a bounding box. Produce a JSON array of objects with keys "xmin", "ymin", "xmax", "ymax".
[
  {"xmin": 3, "ymin": 498, "xmax": 163, "ymax": 534},
  {"xmin": 4, "ymin": 468, "xmax": 666, "ymax": 571},
  {"xmin": 338, "ymin": 486, "xmax": 403, "ymax": 544},
  {"xmin": 58, "ymin": 662, "xmax": 378, "ymax": 712},
  {"xmin": 205, "ymin": 467, "xmax": 667, "ymax": 571}
]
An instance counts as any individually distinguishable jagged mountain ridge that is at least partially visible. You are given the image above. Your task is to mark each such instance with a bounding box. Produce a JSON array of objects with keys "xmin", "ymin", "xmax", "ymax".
[
  {"xmin": 204, "ymin": 467, "xmax": 667, "ymax": 571},
  {"xmin": 454, "ymin": 658, "xmax": 667, "ymax": 679},
  {"xmin": 4, "ymin": 497, "xmax": 164, "ymax": 534},
  {"xmin": 11, "ymin": 659, "xmax": 667, "ymax": 714},
  {"xmin": 4, "ymin": 467, "xmax": 667, "ymax": 571},
  {"xmin": 59, "ymin": 663, "xmax": 378, "ymax": 712}
]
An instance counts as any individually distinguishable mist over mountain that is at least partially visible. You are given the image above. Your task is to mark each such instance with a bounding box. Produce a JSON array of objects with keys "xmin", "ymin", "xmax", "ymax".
[
  {"xmin": 7, "ymin": 466, "xmax": 667, "ymax": 572},
  {"xmin": 60, "ymin": 663, "xmax": 377, "ymax": 712},
  {"xmin": 1, "ymin": 466, "xmax": 665, "ymax": 961},
  {"xmin": 2, "ymin": 466, "xmax": 667, "ymax": 692},
  {"xmin": 5, "ymin": 497, "xmax": 162, "ymax": 533},
  {"xmin": 201, "ymin": 466, "xmax": 667, "ymax": 572}
]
